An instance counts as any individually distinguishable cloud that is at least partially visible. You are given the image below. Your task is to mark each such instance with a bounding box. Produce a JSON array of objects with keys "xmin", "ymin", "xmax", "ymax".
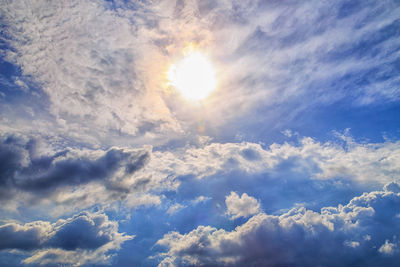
[
  {"xmin": 0, "ymin": 134, "xmax": 163, "ymax": 215},
  {"xmin": 384, "ymin": 181, "xmax": 400, "ymax": 193},
  {"xmin": 0, "ymin": 1, "xmax": 399, "ymax": 266},
  {"xmin": 2, "ymin": 132, "xmax": 399, "ymax": 217},
  {"xmin": 379, "ymin": 240, "xmax": 397, "ymax": 255},
  {"xmin": 148, "ymin": 135, "xmax": 400, "ymax": 185},
  {"xmin": 2, "ymin": 0, "xmax": 399, "ymax": 146},
  {"xmin": 225, "ymin": 192, "xmax": 260, "ymax": 219},
  {"xmin": 0, "ymin": 211, "xmax": 133, "ymax": 266},
  {"xmin": 191, "ymin": 196, "xmax": 211, "ymax": 205},
  {"xmin": 0, "ymin": 134, "xmax": 149, "ymax": 191},
  {"xmin": 167, "ymin": 203, "xmax": 186, "ymax": 215},
  {"xmin": 157, "ymin": 183, "xmax": 400, "ymax": 266},
  {"xmin": 0, "ymin": 0, "xmax": 181, "ymax": 145}
]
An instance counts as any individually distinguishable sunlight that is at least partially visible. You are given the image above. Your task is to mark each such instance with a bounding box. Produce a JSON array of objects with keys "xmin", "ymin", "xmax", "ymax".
[{"xmin": 168, "ymin": 50, "xmax": 216, "ymax": 101}]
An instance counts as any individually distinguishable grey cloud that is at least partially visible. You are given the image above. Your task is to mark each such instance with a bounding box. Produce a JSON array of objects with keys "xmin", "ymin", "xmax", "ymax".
[
  {"xmin": 0, "ymin": 134, "xmax": 162, "ymax": 215},
  {"xmin": 0, "ymin": 212, "xmax": 133, "ymax": 265},
  {"xmin": 384, "ymin": 181, "xmax": 400, "ymax": 193},
  {"xmin": 0, "ymin": 135, "xmax": 150, "ymax": 193},
  {"xmin": 0, "ymin": 222, "xmax": 48, "ymax": 250},
  {"xmin": 157, "ymin": 184, "xmax": 400, "ymax": 266},
  {"xmin": 19, "ymin": 147, "xmax": 150, "ymax": 192}
]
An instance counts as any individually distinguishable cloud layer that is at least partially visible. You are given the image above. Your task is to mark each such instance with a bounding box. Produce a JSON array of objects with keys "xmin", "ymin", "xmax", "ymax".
[{"xmin": 1, "ymin": 0, "xmax": 399, "ymax": 144}]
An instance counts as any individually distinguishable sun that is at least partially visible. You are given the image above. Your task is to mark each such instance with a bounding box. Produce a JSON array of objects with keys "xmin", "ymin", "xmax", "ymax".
[{"xmin": 168, "ymin": 51, "xmax": 217, "ymax": 101}]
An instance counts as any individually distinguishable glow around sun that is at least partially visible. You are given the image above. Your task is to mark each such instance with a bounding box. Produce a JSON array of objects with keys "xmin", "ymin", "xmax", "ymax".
[{"xmin": 168, "ymin": 51, "xmax": 217, "ymax": 101}]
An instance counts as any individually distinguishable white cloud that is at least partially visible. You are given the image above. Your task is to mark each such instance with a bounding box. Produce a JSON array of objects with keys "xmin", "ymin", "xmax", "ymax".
[
  {"xmin": 379, "ymin": 240, "xmax": 397, "ymax": 255},
  {"xmin": 2, "ymin": 0, "xmax": 399, "ymax": 147},
  {"xmin": 146, "ymin": 136, "xmax": 400, "ymax": 185},
  {"xmin": 157, "ymin": 185, "xmax": 400, "ymax": 266},
  {"xmin": 344, "ymin": 240, "xmax": 360, "ymax": 248},
  {"xmin": 225, "ymin": 192, "xmax": 260, "ymax": 219},
  {"xmin": 191, "ymin": 196, "xmax": 211, "ymax": 205},
  {"xmin": 1, "ymin": 0, "xmax": 181, "ymax": 146},
  {"xmin": 167, "ymin": 203, "xmax": 186, "ymax": 215}
]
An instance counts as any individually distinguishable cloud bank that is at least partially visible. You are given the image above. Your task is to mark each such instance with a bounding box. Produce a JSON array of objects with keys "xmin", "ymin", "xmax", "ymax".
[{"xmin": 157, "ymin": 183, "xmax": 400, "ymax": 266}]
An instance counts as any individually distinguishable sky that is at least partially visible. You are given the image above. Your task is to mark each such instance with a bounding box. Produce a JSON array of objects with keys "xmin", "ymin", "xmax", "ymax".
[{"xmin": 0, "ymin": 0, "xmax": 400, "ymax": 266}]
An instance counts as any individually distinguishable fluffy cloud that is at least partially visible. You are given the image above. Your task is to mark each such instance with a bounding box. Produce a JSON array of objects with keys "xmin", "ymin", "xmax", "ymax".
[
  {"xmin": 0, "ymin": 134, "xmax": 162, "ymax": 215},
  {"xmin": 0, "ymin": 212, "xmax": 133, "ymax": 266},
  {"xmin": 157, "ymin": 183, "xmax": 400, "ymax": 266},
  {"xmin": 379, "ymin": 240, "xmax": 398, "ymax": 255},
  {"xmin": 225, "ymin": 192, "xmax": 260, "ymax": 219},
  {"xmin": 147, "ymin": 135, "xmax": 400, "ymax": 185},
  {"xmin": 2, "ymin": 132, "xmax": 399, "ymax": 216}
]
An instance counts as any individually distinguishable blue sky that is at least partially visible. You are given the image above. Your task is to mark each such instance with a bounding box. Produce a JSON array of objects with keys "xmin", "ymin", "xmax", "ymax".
[{"xmin": 1, "ymin": 0, "xmax": 400, "ymax": 266}]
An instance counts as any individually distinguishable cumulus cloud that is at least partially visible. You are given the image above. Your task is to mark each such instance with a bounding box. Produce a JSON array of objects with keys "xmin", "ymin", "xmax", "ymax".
[
  {"xmin": 147, "ymin": 136, "xmax": 400, "ymax": 185},
  {"xmin": 0, "ymin": 134, "xmax": 164, "ymax": 215},
  {"xmin": 157, "ymin": 184, "xmax": 400, "ymax": 266},
  {"xmin": 379, "ymin": 240, "xmax": 397, "ymax": 255},
  {"xmin": 2, "ymin": 132, "xmax": 399, "ymax": 216},
  {"xmin": 225, "ymin": 192, "xmax": 260, "ymax": 219},
  {"xmin": 384, "ymin": 181, "xmax": 400, "ymax": 193},
  {"xmin": 0, "ymin": 135, "xmax": 149, "ymax": 191},
  {"xmin": 0, "ymin": 211, "xmax": 133, "ymax": 266}
]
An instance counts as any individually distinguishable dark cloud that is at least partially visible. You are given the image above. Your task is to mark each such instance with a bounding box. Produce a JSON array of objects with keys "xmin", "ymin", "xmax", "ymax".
[
  {"xmin": 0, "ymin": 212, "xmax": 132, "ymax": 251},
  {"xmin": 0, "ymin": 135, "xmax": 150, "ymax": 197},
  {"xmin": 0, "ymin": 212, "xmax": 133, "ymax": 265},
  {"xmin": 46, "ymin": 214, "xmax": 112, "ymax": 250},
  {"xmin": 0, "ymin": 223, "xmax": 44, "ymax": 250}
]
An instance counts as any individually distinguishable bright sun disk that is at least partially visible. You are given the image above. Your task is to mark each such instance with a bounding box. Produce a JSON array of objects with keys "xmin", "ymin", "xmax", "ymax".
[{"xmin": 168, "ymin": 51, "xmax": 216, "ymax": 101}]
